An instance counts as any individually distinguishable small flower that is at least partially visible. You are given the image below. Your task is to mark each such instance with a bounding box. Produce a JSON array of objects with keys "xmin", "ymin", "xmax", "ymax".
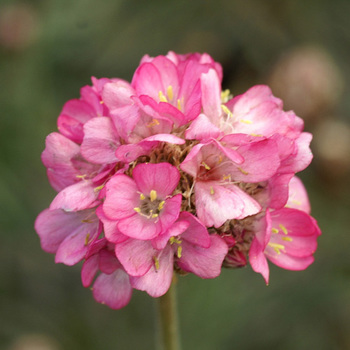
[{"xmin": 102, "ymin": 162, "xmax": 182, "ymax": 240}]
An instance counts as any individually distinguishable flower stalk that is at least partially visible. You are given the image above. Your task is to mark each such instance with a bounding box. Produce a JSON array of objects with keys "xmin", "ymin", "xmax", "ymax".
[{"xmin": 156, "ymin": 278, "xmax": 181, "ymax": 350}]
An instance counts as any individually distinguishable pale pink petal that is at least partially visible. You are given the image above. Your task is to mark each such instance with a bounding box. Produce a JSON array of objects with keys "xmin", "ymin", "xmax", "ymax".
[
  {"xmin": 50, "ymin": 180, "xmax": 100, "ymax": 212},
  {"xmin": 115, "ymin": 239, "xmax": 155, "ymax": 276},
  {"xmin": 185, "ymin": 113, "xmax": 222, "ymax": 141},
  {"xmin": 92, "ymin": 270, "xmax": 132, "ymax": 310},
  {"xmin": 285, "ymin": 176, "xmax": 311, "ymax": 213},
  {"xmin": 266, "ymin": 253, "xmax": 314, "ymax": 271},
  {"xmin": 103, "ymin": 174, "xmax": 139, "ymax": 220},
  {"xmin": 177, "ymin": 234, "xmax": 228, "ymax": 278},
  {"xmin": 34, "ymin": 208, "xmax": 98, "ymax": 254},
  {"xmin": 130, "ymin": 245, "xmax": 174, "ymax": 297},
  {"xmin": 80, "ymin": 117, "xmax": 120, "ymax": 164},
  {"xmin": 41, "ymin": 132, "xmax": 80, "ymax": 192},
  {"xmin": 201, "ymin": 69, "xmax": 222, "ymax": 125},
  {"xmin": 195, "ymin": 182, "xmax": 261, "ymax": 227}
]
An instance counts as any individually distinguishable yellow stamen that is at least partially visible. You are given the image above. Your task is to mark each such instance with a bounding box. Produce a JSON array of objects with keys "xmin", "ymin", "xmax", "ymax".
[
  {"xmin": 158, "ymin": 91, "xmax": 167, "ymax": 102},
  {"xmin": 177, "ymin": 246, "xmax": 182, "ymax": 258},
  {"xmin": 221, "ymin": 89, "xmax": 231, "ymax": 103},
  {"xmin": 271, "ymin": 228, "xmax": 279, "ymax": 234},
  {"xmin": 84, "ymin": 233, "xmax": 90, "ymax": 246},
  {"xmin": 151, "ymin": 213, "xmax": 159, "ymax": 218},
  {"xmin": 76, "ymin": 174, "xmax": 87, "ymax": 179},
  {"xmin": 177, "ymin": 98, "xmax": 182, "ymax": 111},
  {"xmin": 201, "ymin": 161, "xmax": 211, "ymax": 170},
  {"xmin": 94, "ymin": 184, "xmax": 105, "ymax": 192},
  {"xmin": 210, "ymin": 186, "xmax": 215, "ymax": 195},
  {"xmin": 158, "ymin": 201, "xmax": 165, "ymax": 211},
  {"xmin": 240, "ymin": 119, "xmax": 252, "ymax": 124},
  {"xmin": 250, "ymin": 133, "xmax": 263, "ymax": 137},
  {"xmin": 153, "ymin": 256, "xmax": 160, "ymax": 271},
  {"xmin": 268, "ymin": 242, "xmax": 285, "ymax": 255},
  {"xmin": 140, "ymin": 193, "xmax": 145, "ymax": 200},
  {"xmin": 99, "ymin": 100, "xmax": 104, "ymax": 104},
  {"xmin": 282, "ymin": 236, "xmax": 293, "ymax": 242},
  {"xmin": 279, "ymin": 224, "xmax": 288, "ymax": 235},
  {"xmin": 150, "ymin": 190, "xmax": 157, "ymax": 202},
  {"xmin": 222, "ymin": 174, "xmax": 231, "ymax": 181},
  {"xmin": 147, "ymin": 118, "xmax": 160, "ymax": 128},
  {"xmin": 218, "ymin": 155, "xmax": 223, "ymax": 163},
  {"xmin": 221, "ymin": 104, "xmax": 232, "ymax": 117},
  {"xmin": 167, "ymin": 85, "xmax": 174, "ymax": 101},
  {"xmin": 169, "ymin": 237, "xmax": 182, "ymax": 245},
  {"xmin": 134, "ymin": 207, "xmax": 141, "ymax": 213},
  {"xmin": 238, "ymin": 167, "xmax": 249, "ymax": 175}
]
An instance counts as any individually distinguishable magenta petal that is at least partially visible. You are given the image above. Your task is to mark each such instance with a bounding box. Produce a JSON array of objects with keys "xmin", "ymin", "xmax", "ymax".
[
  {"xmin": 81, "ymin": 117, "xmax": 120, "ymax": 164},
  {"xmin": 133, "ymin": 163, "xmax": 180, "ymax": 198},
  {"xmin": 50, "ymin": 180, "xmax": 100, "ymax": 212},
  {"xmin": 103, "ymin": 174, "xmax": 138, "ymax": 220},
  {"xmin": 92, "ymin": 270, "xmax": 132, "ymax": 310},
  {"xmin": 249, "ymin": 237, "xmax": 270, "ymax": 284},
  {"xmin": 179, "ymin": 212, "xmax": 211, "ymax": 248},
  {"xmin": 115, "ymin": 239, "xmax": 155, "ymax": 276},
  {"xmin": 81, "ymin": 255, "xmax": 99, "ymax": 287},
  {"xmin": 152, "ymin": 220, "xmax": 190, "ymax": 250},
  {"xmin": 131, "ymin": 245, "xmax": 174, "ymax": 297},
  {"xmin": 96, "ymin": 206, "xmax": 128, "ymax": 243},
  {"xmin": 117, "ymin": 213, "xmax": 160, "ymax": 240},
  {"xmin": 267, "ymin": 254, "xmax": 315, "ymax": 271},
  {"xmin": 177, "ymin": 234, "xmax": 228, "ymax": 278}
]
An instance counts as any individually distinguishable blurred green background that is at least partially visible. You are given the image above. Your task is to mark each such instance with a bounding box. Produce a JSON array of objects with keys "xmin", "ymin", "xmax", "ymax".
[{"xmin": 1, "ymin": 0, "xmax": 350, "ymax": 349}]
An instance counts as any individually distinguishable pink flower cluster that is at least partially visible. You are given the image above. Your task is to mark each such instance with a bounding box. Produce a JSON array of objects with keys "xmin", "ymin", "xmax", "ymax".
[{"xmin": 35, "ymin": 52, "xmax": 321, "ymax": 309}]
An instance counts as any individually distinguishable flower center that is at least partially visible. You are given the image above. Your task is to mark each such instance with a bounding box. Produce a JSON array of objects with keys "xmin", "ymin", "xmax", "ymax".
[{"xmin": 134, "ymin": 190, "xmax": 165, "ymax": 219}]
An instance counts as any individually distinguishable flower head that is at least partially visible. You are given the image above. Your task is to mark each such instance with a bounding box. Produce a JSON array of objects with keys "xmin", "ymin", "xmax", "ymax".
[{"xmin": 35, "ymin": 51, "xmax": 321, "ymax": 309}]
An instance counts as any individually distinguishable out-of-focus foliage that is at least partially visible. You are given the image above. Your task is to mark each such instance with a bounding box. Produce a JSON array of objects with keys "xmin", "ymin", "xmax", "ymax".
[{"xmin": 1, "ymin": 0, "xmax": 349, "ymax": 349}]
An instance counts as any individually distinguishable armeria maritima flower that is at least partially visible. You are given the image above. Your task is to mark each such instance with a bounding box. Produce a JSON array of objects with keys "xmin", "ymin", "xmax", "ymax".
[{"xmin": 35, "ymin": 51, "xmax": 321, "ymax": 309}]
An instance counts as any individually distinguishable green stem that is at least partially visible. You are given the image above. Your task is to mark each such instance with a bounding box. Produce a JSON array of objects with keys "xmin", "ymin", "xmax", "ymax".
[{"xmin": 156, "ymin": 277, "xmax": 181, "ymax": 350}]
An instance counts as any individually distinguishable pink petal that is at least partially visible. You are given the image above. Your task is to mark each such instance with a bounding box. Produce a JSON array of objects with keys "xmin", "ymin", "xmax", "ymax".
[
  {"xmin": 81, "ymin": 254, "xmax": 99, "ymax": 287},
  {"xmin": 133, "ymin": 163, "xmax": 180, "ymax": 198},
  {"xmin": 286, "ymin": 176, "xmax": 311, "ymax": 213},
  {"xmin": 99, "ymin": 249, "xmax": 122, "ymax": 274},
  {"xmin": 201, "ymin": 69, "xmax": 222, "ymax": 125},
  {"xmin": 130, "ymin": 245, "xmax": 174, "ymax": 297},
  {"xmin": 195, "ymin": 181, "xmax": 261, "ymax": 227},
  {"xmin": 115, "ymin": 239, "xmax": 155, "ymax": 276},
  {"xmin": 41, "ymin": 132, "xmax": 80, "ymax": 192},
  {"xmin": 57, "ymin": 99, "xmax": 96, "ymax": 143},
  {"xmin": 117, "ymin": 213, "xmax": 160, "ymax": 240},
  {"xmin": 92, "ymin": 270, "xmax": 132, "ymax": 309},
  {"xmin": 185, "ymin": 113, "xmax": 222, "ymax": 141},
  {"xmin": 103, "ymin": 174, "xmax": 139, "ymax": 220},
  {"xmin": 50, "ymin": 180, "xmax": 100, "ymax": 212},
  {"xmin": 34, "ymin": 208, "xmax": 98, "ymax": 254},
  {"xmin": 80, "ymin": 117, "xmax": 120, "ymax": 164},
  {"xmin": 178, "ymin": 212, "xmax": 211, "ymax": 248},
  {"xmin": 177, "ymin": 234, "xmax": 228, "ymax": 278}
]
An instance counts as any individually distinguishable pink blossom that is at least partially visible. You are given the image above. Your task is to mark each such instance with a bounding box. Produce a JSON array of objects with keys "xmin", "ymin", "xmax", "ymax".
[
  {"xmin": 102, "ymin": 162, "xmax": 182, "ymax": 240},
  {"xmin": 249, "ymin": 207, "xmax": 320, "ymax": 284}
]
